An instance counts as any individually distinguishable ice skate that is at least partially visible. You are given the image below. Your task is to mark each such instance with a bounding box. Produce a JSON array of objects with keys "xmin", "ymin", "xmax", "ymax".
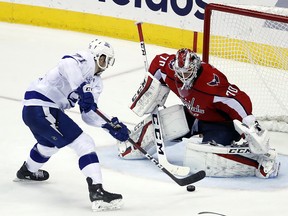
[
  {"xmin": 15, "ymin": 162, "xmax": 49, "ymax": 181},
  {"xmin": 86, "ymin": 177, "xmax": 123, "ymax": 211}
]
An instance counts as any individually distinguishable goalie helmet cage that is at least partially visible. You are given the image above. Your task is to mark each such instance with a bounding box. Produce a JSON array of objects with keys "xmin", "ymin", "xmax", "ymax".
[{"xmin": 202, "ymin": 3, "xmax": 288, "ymax": 132}]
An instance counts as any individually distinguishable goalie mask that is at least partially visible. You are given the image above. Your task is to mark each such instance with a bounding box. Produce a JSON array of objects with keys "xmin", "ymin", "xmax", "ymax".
[
  {"xmin": 173, "ymin": 48, "xmax": 201, "ymax": 89},
  {"xmin": 88, "ymin": 39, "xmax": 115, "ymax": 72}
]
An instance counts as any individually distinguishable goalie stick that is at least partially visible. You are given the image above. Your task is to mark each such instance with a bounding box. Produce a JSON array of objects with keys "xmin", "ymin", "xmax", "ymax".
[
  {"xmin": 135, "ymin": 21, "xmax": 191, "ymax": 176},
  {"xmin": 151, "ymin": 107, "xmax": 190, "ymax": 176},
  {"xmin": 95, "ymin": 109, "xmax": 206, "ymax": 186},
  {"xmin": 136, "ymin": 21, "xmax": 149, "ymax": 72}
]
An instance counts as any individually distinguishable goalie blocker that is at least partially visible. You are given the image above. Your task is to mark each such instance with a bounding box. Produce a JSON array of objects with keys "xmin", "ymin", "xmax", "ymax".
[
  {"xmin": 117, "ymin": 74, "xmax": 185, "ymax": 160},
  {"xmin": 119, "ymin": 74, "xmax": 189, "ymax": 159},
  {"xmin": 130, "ymin": 73, "xmax": 170, "ymax": 117}
]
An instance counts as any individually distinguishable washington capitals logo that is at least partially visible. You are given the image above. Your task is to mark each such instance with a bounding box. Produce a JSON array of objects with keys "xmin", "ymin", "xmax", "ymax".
[{"xmin": 207, "ymin": 74, "xmax": 220, "ymax": 86}]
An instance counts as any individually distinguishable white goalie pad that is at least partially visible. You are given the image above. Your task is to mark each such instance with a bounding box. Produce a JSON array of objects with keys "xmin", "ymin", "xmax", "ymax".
[
  {"xmin": 159, "ymin": 105, "xmax": 190, "ymax": 140},
  {"xmin": 118, "ymin": 105, "xmax": 189, "ymax": 159},
  {"xmin": 130, "ymin": 74, "xmax": 170, "ymax": 117},
  {"xmin": 183, "ymin": 136, "xmax": 280, "ymax": 178},
  {"xmin": 183, "ymin": 137, "xmax": 255, "ymax": 177},
  {"xmin": 233, "ymin": 119, "xmax": 270, "ymax": 154}
]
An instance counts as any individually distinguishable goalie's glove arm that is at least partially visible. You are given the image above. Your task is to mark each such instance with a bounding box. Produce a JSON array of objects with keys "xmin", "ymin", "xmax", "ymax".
[
  {"xmin": 242, "ymin": 115, "xmax": 256, "ymax": 128},
  {"xmin": 242, "ymin": 115, "xmax": 265, "ymax": 136},
  {"xmin": 234, "ymin": 115, "xmax": 269, "ymax": 154}
]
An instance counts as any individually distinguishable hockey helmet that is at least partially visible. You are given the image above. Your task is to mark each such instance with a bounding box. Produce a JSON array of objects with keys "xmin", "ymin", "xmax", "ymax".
[
  {"xmin": 173, "ymin": 48, "xmax": 201, "ymax": 89},
  {"xmin": 88, "ymin": 39, "xmax": 115, "ymax": 70}
]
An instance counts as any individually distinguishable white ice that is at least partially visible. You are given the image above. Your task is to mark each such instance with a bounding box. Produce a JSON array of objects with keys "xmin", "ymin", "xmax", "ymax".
[{"xmin": 0, "ymin": 22, "xmax": 288, "ymax": 216}]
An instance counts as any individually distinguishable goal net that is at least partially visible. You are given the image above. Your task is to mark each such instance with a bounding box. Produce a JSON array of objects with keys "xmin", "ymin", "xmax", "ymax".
[{"xmin": 202, "ymin": 4, "xmax": 288, "ymax": 132}]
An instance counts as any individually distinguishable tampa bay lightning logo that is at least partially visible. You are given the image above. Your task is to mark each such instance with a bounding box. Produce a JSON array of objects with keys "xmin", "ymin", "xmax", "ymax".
[{"xmin": 207, "ymin": 73, "xmax": 220, "ymax": 86}]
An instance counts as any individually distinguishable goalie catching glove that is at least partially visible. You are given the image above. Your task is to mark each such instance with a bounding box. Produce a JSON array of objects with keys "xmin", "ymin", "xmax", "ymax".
[
  {"xmin": 102, "ymin": 117, "xmax": 129, "ymax": 142},
  {"xmin": 234, "ymin": 115, "xmax": 270, "ymax": 154}
]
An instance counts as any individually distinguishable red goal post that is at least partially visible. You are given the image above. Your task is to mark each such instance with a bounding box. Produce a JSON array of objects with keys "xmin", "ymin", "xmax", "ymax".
[{"xmin": 202, "ymin": 4, "xmax": 288, "ymax": 132}]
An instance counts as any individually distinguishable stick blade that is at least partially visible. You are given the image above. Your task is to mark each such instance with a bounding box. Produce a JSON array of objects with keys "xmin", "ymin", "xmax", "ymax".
[
  {"xmin": 159, "ymin": 160, "xmax": 190, "ymax": 176},
  {"xmin": 176, "ymin": 170, "xmax": 206, "ymax": 186}
]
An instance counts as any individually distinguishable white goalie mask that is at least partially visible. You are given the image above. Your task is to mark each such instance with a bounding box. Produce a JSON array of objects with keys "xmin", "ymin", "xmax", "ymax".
[
  {"xmin": 88, "ymin": 39, "xmax": 115, "ymax": 70},
  {"xmin": 173, "ymin": 48, "xmax": 201, "ymax": 89}
]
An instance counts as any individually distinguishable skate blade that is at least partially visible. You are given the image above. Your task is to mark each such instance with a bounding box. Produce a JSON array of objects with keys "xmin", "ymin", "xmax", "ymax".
[
  {"xmin": 91, "ymin": 199, "xmax": 123, "ymax": 211},
  {"xmin": 13, "ymin": 178, "xmax": 48, "ymax": 183}
]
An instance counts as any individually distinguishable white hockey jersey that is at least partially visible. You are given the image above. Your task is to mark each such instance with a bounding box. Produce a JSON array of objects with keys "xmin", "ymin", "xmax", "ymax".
[{"xmin": 23, "ymin": 51, "xmax": 106, "ymax": 127}]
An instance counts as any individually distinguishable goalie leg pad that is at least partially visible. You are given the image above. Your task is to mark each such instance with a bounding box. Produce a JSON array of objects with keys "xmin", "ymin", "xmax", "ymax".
[
  {"xmin": 183, "ymin": 137, "xmax": 280, "ymax": 178},
  {"xmin": 183, "ymin": 137, "xmax": 256, "ymax": 177},
  {"xmin": 159, "ymin": 105, "xmax": 190, "ymax": 141},
  {"xmin": 118, "ymin": 105, "xmax": 190, "ymax": 159},
  {"xmin": 118, "ymin": 117, "xmax": 155, "ymax": 159},
  {"xmin": 255, "ymin": 149, "xmax": 280, "ymax": 178}
]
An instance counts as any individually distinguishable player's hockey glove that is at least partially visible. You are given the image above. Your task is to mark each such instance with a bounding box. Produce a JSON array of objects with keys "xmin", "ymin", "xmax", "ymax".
[
  {"xmin": 102, "ymin": 117, "xmax": 129, "ymax": 142},
  {"xmin": 76, "ymin": 82, "xmax": 97, "ymax": 113},
  {"xmin": 67, "ymin": 91, "xmax": 79, "ymax": 108}
]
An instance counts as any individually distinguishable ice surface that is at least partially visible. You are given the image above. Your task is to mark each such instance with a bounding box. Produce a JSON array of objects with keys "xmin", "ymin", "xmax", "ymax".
[{"xmin": 0, "ymin": 22, "xmax": 287, "ymax": 216}]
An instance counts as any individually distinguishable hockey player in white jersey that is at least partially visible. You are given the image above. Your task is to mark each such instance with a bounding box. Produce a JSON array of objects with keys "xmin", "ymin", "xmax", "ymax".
[{"xmin": 15, "ymin": 39, "xmax": 129, "ymax": 211}]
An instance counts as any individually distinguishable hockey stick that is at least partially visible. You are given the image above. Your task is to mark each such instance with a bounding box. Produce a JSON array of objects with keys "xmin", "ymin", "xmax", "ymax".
[
  {"xmin": 95, "ymin": 109, "xmax": 206, "ymax": 186},
  {"xmin": 135, "ymin": 21, "xmax": 191, "ymax": 176},
  {"xmin": 151, "ymin": 107, "xmax": 190, "ymax": 176},
  {"xmin": 135, "ymin": 21, "xmax": 149, "ymax": 72}
]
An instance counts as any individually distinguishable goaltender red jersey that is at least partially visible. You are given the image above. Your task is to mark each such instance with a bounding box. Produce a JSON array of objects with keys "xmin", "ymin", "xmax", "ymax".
[
  {"xmin": 148, "ymin": 53, "xmax": 253, "ymax": 122},
  {"xmin": 124, "ymin": 48, "xmax": 279, "ymax": 179}
]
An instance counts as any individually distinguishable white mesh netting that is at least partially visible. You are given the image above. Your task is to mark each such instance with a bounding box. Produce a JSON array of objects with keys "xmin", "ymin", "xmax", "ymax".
[{"xmin": 206, "ymin": 4, "xmax": 288, "ymax": 132}]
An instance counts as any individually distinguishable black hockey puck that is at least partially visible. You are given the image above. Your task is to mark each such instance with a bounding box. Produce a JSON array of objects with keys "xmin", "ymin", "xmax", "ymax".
[{"xmin": 186, "ymin": 185, "xmax": 196, "ymax": 192}]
